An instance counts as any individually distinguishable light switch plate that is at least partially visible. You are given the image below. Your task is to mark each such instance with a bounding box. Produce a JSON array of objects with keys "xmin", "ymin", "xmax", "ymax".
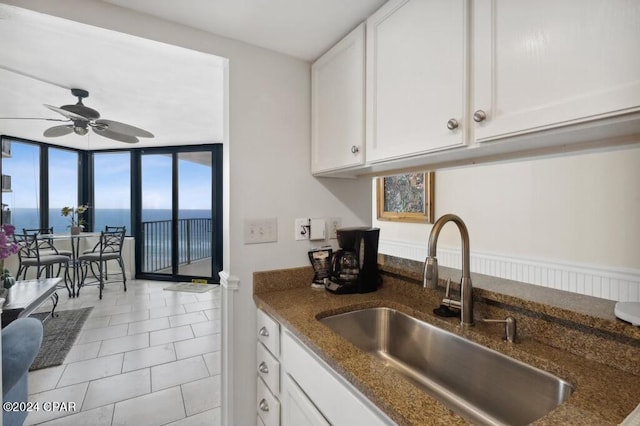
[{"xmin": 244, "ymin": 218, "xmax": 277, "ymax": 244}]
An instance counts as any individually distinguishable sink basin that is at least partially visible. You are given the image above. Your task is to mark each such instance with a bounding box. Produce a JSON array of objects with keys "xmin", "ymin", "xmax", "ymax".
[{"xmin": 319, "ymin": 307, "xmax": 573, "ymax": 426}]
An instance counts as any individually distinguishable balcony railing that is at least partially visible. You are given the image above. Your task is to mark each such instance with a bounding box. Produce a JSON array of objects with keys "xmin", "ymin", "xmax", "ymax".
[{"xmin": 141, "ymin": 218, "xmax": 211, "ymax": 273}]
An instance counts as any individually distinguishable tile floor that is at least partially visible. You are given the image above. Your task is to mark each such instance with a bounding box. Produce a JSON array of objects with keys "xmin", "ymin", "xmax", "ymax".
[{"xmin": 26, "ymin": 280, "xmax": 222, "ymax": 426}]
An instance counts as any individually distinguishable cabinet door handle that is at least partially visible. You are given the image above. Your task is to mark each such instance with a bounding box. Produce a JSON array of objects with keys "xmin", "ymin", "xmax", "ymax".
[
  {"xmin": 350, "ymin": 145, "xmax": 359, "ymax": 154},
  {"xmin": 258, "ymin": 326, "xmax": 269, "ymax": 337},
  {"xmin": 447, "ymin": 118, "xmax": 459, "ymax": 130},
  {"xmin": 259, "ymin": 398, "xmax": 269, "ymax": 412},
  {"xmin": 473, "ymin": 110, "xmax": 487, "ymax": 123},
  {"xmin": 258, "ymin": 361, "xmax": 269, "ymax": 374}
]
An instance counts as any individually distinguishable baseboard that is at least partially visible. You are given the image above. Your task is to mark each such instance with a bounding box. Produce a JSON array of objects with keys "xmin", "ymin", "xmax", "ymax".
[{"xmin": 379, "ymin": 239, "xmax": 640, "ymax": 302}]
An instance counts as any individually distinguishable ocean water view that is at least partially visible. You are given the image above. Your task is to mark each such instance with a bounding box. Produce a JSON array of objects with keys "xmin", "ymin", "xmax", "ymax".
[
  {"xmin": 7, "ymin": 208, "xmax": 211, "ymax": 234},
  {"xmin": 6, "ymin": 208, "xmax": 213, "ymax": 273}
]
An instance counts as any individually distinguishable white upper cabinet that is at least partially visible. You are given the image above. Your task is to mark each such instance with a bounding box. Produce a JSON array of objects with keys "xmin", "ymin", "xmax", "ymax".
[
  {"xmin": 311, "ymin": 24, "xmax": 365, "ymax": 174},
  {"xmin": 473, "ymin": 0, "xmax": 640, "ymax": 142},
  {"xmin": 365, "ymin": 0, "xmax": 468, "ymax": 163},
  {"xmin": 311, "ymin": 0, "xmax": 640, "ymax": 176}
]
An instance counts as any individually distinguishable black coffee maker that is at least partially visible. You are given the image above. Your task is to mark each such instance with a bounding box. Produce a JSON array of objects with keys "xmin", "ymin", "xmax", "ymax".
[{"xmin": 325, "ymin": 227, "xmax": 381, "ymax": 294}]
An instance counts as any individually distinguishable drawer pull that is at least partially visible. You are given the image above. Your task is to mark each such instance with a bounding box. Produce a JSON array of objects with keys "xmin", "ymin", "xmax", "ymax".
[
  {"xmin": 259, "ymin": 326, "xmax": 269, "ymax": 337},
  {"xmin": 258, "ymin": 361, "xmax": 269, "ymax": 374},
  {"xmin": 259, "ymin": 398, "xmax": 269, "ymax": 412}
]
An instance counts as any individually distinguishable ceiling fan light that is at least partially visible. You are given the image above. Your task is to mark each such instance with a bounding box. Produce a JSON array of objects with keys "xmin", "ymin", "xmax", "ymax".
[{"xmin": 73, "ymin": 126, "xmax": 88, "ymax": 135}]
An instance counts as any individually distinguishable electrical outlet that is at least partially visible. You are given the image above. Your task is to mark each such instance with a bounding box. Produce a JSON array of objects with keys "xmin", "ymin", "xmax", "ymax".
[
  {"xmin": 244, "ymin": 218, "xmax": 277, "ymax": 244},
  {"xmin": 328, "ymin": 217, "xmax": 341, "ymax": 239},
  {"xmin": 295, "ymin": 218, "xmax": 310, "ymax": 241},
  {"xmin": 309, "ymin": 218, "xmax": 326, "ymax": 240}
]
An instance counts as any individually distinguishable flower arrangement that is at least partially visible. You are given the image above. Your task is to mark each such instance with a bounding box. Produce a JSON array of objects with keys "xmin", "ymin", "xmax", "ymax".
[
  {"xmin": 0, "ymin": 224, "xmax": 19, "ymax": 289},
  {"xmin": 0, "ymin": 224, "xmax": 18, "ymax": 260},
  {"xmin": 61, "ymin": 204, "xmax": 89, "ymax": 229}
]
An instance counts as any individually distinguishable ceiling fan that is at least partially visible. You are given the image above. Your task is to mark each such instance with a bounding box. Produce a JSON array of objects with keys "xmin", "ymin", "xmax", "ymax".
[{"xmin": 39, "ymin": 88, "xmax": 154, "ymax": 143}]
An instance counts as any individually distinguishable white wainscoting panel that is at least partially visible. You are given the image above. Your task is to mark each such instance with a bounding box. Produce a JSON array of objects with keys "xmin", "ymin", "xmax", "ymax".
[{"xmin": 379, "ymin": 239, "xmax": 640, "ymax": 302}]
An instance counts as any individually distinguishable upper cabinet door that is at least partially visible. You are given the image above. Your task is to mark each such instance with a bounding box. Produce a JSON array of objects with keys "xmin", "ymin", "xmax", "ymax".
[
  {"xmin": 366, "ymin": 0, "xmax": 468, "ymax": 163},
  {"xmin": 311, "ymin": 24, "xmax": 365, "ymax": 174},
  {"xmin": 473, "ymin": 0, "xmax": 640, "ymax": 142}
]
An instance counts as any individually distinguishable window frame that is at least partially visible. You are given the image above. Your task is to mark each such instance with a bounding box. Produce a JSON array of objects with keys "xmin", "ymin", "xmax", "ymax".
[{"xmin": 0, "ymin": 135, "xmax": 222, "ymax": 283}]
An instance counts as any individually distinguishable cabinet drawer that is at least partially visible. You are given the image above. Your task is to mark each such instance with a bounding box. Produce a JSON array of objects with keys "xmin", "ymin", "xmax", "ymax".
[
  {"xmin": 257, "ymin": 376, "xmax": 280, "ymax": 426},
  {"xmin": 257, "ymin": 309, "xmax": 280, "ymax": 357},
  {"xmin": 257, "ymin": 342, "xmax": 280, "ymax": 394}
]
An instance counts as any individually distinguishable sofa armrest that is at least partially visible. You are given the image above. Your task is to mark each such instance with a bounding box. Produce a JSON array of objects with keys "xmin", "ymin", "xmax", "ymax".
[{"xmin": 2, "ymin": 318, "xmax": 43, "ymax": 394}]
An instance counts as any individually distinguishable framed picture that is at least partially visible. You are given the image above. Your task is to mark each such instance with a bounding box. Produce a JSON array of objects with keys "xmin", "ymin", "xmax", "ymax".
[{"xmin": 376, "ymin": 171, "xmax": 434, "ymax": 223}]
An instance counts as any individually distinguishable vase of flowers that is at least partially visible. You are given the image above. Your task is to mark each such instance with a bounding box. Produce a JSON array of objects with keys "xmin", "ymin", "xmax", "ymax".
[
  {"xmin": 0, "ymin": 224, "xmax": 19, "ymax": 302},
  {"xmin": 61, "ymin": 204, "xmax": 89, "ymax": 235}
]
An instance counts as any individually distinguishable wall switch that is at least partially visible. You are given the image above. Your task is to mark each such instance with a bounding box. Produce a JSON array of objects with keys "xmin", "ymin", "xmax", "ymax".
[
  {"xmin": 244, "ymin": 218, "xmax": 277, "ymax": 244},
  {"xmin": 309, "ymin": 218, "xmax": 326, "ymax": 240},
  {"xmin": 328, "ymin": 217, "xmax": 341, "ymax": 239},
  {"xmin": 295, "ymin": 218, "xmax": 310, "ymax": 241}
]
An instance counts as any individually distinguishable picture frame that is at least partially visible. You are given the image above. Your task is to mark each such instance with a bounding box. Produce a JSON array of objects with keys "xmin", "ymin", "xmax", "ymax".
[{"xmin": 376, "ymin": 171, "xmax": 434, "ymax": 223}]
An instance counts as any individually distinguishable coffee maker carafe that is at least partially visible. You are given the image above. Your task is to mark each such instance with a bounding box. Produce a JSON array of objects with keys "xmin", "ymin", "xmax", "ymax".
[{"xmin": 325, "ymin": 227, "xmax": 381, "ymax": 294}]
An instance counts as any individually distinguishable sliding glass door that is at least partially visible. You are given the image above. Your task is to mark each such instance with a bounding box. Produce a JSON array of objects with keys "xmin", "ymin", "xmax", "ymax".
[
  {"xmin": 140, "ymin": 153, "xmax": 173, "ymax": 275},
  {"xmin": 177, "ymin": 152, "xmax": 212, "ymax": 277},
  {"xmin": 138, "ymin": 146, "xmax": 221, "ymax": 282}
]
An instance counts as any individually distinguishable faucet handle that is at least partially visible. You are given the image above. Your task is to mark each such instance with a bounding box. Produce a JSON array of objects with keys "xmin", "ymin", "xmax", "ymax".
[{"xmin": 444, "ymin": 278, "xmax": 452, "ymax": 297}]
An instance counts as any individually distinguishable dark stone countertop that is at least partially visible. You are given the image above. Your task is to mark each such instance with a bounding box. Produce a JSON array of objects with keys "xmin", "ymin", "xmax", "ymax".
[{"xmin": 253, "ymin": 255, "xmax": 640, "ymax": 425}]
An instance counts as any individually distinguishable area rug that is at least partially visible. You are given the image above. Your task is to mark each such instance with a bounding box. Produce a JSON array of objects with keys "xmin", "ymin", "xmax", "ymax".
[
  {"xmin": 29, "ymin": 307, "xmax": 93, "ymax": 371},
  {"xmin": 163, "ymin": 282, "xmax": 214, "ymax": 293}
]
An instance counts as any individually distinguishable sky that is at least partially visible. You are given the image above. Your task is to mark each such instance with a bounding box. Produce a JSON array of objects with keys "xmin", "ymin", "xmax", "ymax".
[{"xmin": 2, "ymin": 141, "xmax": 212, "ymax": 211}]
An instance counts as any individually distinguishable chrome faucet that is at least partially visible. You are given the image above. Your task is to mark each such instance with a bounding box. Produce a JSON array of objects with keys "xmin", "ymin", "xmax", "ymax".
[{"xmin": 423, "ymin": 214, "xmax": 474, "ymax": 327}]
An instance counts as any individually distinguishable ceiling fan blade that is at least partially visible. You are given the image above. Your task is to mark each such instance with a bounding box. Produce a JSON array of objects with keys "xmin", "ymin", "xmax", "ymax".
[
  {"xmin": 61, "ymin": 103, "xmax": 100, "ymax": 120},
  {"xmin": 95, "ymin": 119, "xmax": 154, "ymax": 138},
  {"xmin": 92, "ymin": 126, "xmax": 139, "ymax": 143},
  {"xmin": 44, "ymin": 104, "xmax": 89, "ymax": 121},
  {"xmin": 43, "ymin": 125, "xmax": 74, "ymax": 137},
  {"xmin": 0, "ymin": 117, "xmax": 69, "ymax": 122}
]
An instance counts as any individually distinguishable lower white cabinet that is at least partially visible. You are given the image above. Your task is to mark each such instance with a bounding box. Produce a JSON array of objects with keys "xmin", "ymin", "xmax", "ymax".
[
  {"xmin": 256, "ymin": 309, "xmax": 395, "ymax": 425},
  {"xmin": 281, "ymin": 328, "xmax": 394, "ymax": 426},
  {"xmin": 281, "ymin": 373, "xmax": 330, "ymax": 426}
]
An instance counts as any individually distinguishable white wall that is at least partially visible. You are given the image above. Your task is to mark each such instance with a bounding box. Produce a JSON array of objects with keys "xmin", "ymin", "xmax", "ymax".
[
  {"xmin": 3, "ymin": 2, "xmax": 373, "ymax": 425},
  {"xmin": 374, "ymin": 145, "xmax": 640, "ymax": 300}
]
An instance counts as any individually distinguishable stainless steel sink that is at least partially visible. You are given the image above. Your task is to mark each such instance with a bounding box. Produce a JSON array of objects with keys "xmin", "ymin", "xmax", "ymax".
[{"xmin": 319, "ymin": 307, "xmax": 573, "ymax": 426}]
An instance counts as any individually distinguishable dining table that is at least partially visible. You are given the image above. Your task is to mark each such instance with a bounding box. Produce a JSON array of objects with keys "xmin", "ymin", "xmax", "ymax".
[{"xmin": 42, "ymin": 232, "xmax": 102, "ymax": 297}]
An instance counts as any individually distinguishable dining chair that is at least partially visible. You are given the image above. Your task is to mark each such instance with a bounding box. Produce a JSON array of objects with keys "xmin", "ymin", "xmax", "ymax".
[
  {"xmin": 77, "ymin": 229, "xmax": 127, "ymax": 299},
  {"xmin": 23, "ymin": 227, "xmax": 73, "ymax": 257},
  {"xmin": 105, "ymin": 225, "xmax": 127, "ymax": 233},
  {"xmin": 81, "ymin": 226, "xmax": 127, "ymax": 280},
  {"xmin": 13, "ymin": 233, "xmax": 72, "ymax": 297},
  {"xmin": 82, "ymin": 225, "xmax": 126, "ymax": 254}
]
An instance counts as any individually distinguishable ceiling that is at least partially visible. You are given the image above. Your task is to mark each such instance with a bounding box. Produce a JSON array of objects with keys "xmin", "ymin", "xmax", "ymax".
[
  {"xmin": 0, "ymin": 1, "xmax": 386, "ymax": 151},
  {"xmin": 100, "ymin": 0, "xmax": 386, "ymax": 61}
]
